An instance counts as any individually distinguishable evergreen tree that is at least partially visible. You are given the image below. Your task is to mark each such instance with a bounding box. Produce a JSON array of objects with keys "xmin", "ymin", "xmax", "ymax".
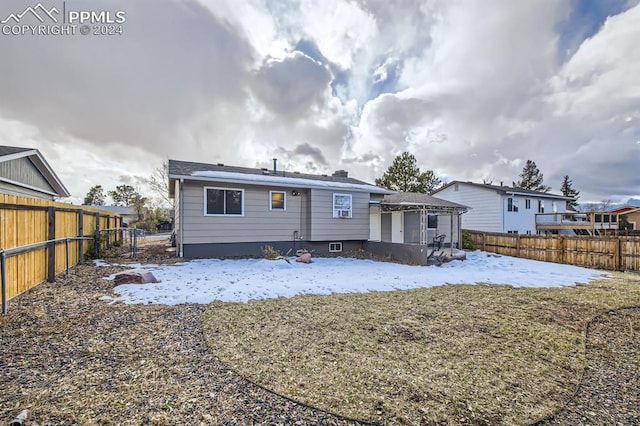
[
  {"xmin": 108, "ymin": 185, "xmax": 138, "ymax": 206},
  {"xmin": 375, "ymin": 152, "xmax": 442, "ymax": 193},
  {"xmin": 83, "ymin": 185, "xmax": 106, "ymax": 206},
  {"xmin": 560, "ymin": 175, "xmax": 580, "ymax": 210},
  {"xmin": 512, "ymin": 160, "xmax": 550, "ymax": 192}
]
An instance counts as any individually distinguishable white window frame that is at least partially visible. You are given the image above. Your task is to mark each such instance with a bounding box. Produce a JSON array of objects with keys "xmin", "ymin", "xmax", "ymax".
[
  {"xmin": 333, "ymin": 193, "xmax": 352, "ymax": 218},
  {"xmin": 507, "ymin": 197, "xmax": 519, "ymax": 212},
  {"xmin": 329, "ymin": 242, "xmax": 343, "ymax": 252},
  {"xmin": 203, "ymin": 186, "xmax": 245, "ymax": 217},
  {"xmin": 538, "ymin": 200, "xmax": 545, "ymax": 213},
  {"xmin": 525, "ymin": 199, "xmax": 531, "ymax": 209},
  {"xmin": 269, "ymin": 190, "xmax": 286, "ymax": 211}
]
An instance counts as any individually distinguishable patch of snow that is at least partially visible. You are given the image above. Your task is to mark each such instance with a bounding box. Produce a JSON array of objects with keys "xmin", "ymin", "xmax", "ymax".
[
  {"xmin": 190, "ymin": 170, "xmax": 389, "ymax": 193},
  {"xmin": 105, "ymin": 251, "xmax": 608, "ymax": 306}
]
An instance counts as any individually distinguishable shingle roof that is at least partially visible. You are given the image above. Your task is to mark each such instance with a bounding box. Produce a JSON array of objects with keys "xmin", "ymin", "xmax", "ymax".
[
  {"xmin": 434, "ymin": 180, "xmax": 573, "ymax": 200},
  {"xmin": 0, "ymin": 145, "xmax": 33, "ymax": 157},
  {"xmin": 169, "ymin": 159, "xmax": 373, "ymax": 186},
  {"xmin": 381, "ymin": 192, "xmax": 469, "ymax": 211}
]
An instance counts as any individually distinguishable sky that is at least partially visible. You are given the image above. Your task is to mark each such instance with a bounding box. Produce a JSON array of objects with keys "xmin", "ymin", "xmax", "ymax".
[
  {"xmin": 1, "ymin": 0, "xmax": 639, "ymax": 205},
  {"xmin": 98, "ymin": 250, "xmax": 607, "ymax": 305}
]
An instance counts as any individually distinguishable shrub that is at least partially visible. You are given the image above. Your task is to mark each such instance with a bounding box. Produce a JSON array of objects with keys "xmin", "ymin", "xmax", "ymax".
[
  {"xmin": 462, "ymin": 230, "xmax": 477, "ymax": 250},
  {"xmin": 261, "ymin": 245, "xmax": 292, "ymax": 262}
]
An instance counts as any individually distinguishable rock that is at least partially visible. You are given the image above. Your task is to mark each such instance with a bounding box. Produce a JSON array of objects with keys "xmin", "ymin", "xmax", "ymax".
[
  {"xmin": 113, "ymin": 269, "xmax": 158, "ymax": 285},
  {"xmin": 296, "ymin": 253, "xmax": 312, "ymax": 264}
]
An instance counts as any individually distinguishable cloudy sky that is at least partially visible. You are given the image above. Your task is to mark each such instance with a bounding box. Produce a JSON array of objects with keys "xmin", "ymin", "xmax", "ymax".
[{"xmin": 1, "ymin": 0, "xmax": 639, "ymax": 204}]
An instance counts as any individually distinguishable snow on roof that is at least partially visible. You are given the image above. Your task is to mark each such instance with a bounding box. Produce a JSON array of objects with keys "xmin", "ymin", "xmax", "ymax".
[{"xmin": 189, "ymin": 170, "xmax": 391, "ymax": 193}]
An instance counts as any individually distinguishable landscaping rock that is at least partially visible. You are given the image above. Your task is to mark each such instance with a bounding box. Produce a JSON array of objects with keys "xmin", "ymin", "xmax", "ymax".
[{"xmin": 113, "ymin": 269, "xmax": 158, "ymax": 285}]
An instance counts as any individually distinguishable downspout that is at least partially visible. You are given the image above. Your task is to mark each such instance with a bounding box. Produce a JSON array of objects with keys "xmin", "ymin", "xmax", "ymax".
[{"xmin": 179, "ymin": 178, "xmax": 184, "ymax": 258}]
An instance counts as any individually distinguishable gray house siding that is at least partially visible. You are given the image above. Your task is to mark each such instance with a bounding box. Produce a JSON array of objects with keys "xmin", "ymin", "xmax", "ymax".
[
  {"xmin": 181, "ymin": 181, "xmax": 307, "ymax": 244},
  {"xmin": 0, "ymin": 181, "xmax": 55, "ymax": 200},
  {"xmin": 0, "ymin": 157, "xmax": 56, "ymax": 199},
  {"xmin": 308, "ymin": 189, "xmax": 370, "ymax": 241}
]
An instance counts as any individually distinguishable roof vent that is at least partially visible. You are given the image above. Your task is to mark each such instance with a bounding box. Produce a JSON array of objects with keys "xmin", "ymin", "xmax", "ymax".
[
  {"xmin": 217, "ymin": 163, "xmax": 224, "ymax": 167},
  {"xmin": 332, "ymin": 170, "xmax": 348, "ymax": 178}
]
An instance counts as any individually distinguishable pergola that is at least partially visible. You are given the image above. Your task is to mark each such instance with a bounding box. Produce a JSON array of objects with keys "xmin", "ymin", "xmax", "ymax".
[{"xmin": 378, "ymin": 192, "xmax": 469, "ymax": 248}]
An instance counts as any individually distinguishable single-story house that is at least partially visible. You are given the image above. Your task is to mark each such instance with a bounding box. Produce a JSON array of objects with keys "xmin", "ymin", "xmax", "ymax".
[
  {"xmin": 432, "ymin": 181, "xmax": 573, "ymax": 235},
  {"xmin": 168, "ymin": 159, "xmax": 394, "ymax": 258},
  {"xmin": 0, "ymin": 145, "xmax": 70, "ymax": 200},
  {"xmin": 610, "ymin": 206, "xmax": 640, "ymax": 230}
]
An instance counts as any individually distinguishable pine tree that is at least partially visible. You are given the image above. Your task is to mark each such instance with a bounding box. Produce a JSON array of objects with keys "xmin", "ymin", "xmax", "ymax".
[
  {"xmin": 375, "ymin": 152, "xmax": 442, "ymax": 193},
  {"xmin": 108, "ymin": 185, "xmax": 138, "ymax": 206},
  {"xmin": 560, "ymin": 175, "xmax": 580, "ymax": 210},
  {"xmin": 512, "ymin": 160, "xmax": 550, "ymax": 192},
  {"xmin": 83, "ymin": 185, "xmax": 106, "ymax": 206}
]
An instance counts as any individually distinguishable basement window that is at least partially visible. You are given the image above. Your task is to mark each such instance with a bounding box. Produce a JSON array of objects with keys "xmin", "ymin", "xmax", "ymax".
[{"xmin": 329, "ymin": 242, "xmax": 343, "ymax": 252}]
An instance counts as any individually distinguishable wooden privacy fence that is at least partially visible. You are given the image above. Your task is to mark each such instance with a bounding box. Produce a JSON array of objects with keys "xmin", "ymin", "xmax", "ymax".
[
  {"xmin": 0, "ymin": 194, "xmax": 122, "ymax": 312},
  {"xmin": 464, "ymin": 230, "xmax": 640, "ymax": 272}
]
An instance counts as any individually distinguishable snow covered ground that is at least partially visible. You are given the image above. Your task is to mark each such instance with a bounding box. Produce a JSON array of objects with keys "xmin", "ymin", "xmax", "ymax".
[{"xmin": 99, "ymin": 251, "xmax": 609, "ymax": 306}]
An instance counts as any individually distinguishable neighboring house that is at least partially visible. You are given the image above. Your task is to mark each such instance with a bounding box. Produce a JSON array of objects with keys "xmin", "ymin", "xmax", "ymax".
[
  {"xmin": 92, "ymin": 205, "xmax": 137, "ymax": 225},
  {"xmin": 432, "ymin": 181, "xmax": 573, "ymax": 235},
  {"xmin": 0, "ymin": 145, "xmax": 70, "ymax": 200},
  {"xmin": 168, "ymin": 159, "xmax": 392, "ymax": 258},
  {"xmin": 610, "ymin": 206, "xmax": 640, "ymax": 230}
]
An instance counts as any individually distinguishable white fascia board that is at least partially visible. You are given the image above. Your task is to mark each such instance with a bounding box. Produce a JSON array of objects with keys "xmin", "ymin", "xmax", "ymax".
[
  {"xmin": 505, "ymin": 191, "xmax": 571, "ymax": 200},
  {"xmin": 170, "ymin": 171, "xmax": 392, "ymax": 194},
  {"xmin": 0, "ymin": 176, "xmax": 59, "ymax": 197}
]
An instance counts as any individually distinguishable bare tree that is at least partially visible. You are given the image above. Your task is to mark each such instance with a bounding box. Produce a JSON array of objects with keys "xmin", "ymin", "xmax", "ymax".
[{"xmin": 146, "ymin": 162, "xmax": 171, "ymax": 206}]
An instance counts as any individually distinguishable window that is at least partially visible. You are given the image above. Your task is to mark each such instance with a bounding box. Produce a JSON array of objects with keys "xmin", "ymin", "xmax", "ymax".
[
  {"xmin": 204, "ymin": 187, "xmax": 243, "ymax": 216},
  {"xmin": 333, "ymin": 193, "xmax": 352, "ymax": 218},
  {"xmin": 538, "ymin": 200, "xmax": 545, "ymax": 213},
  {"xmin": 525, "ymin": 199, "xmax": 531, "ymax": 209},
  {"xmin": 329, "ymin": 242, "xmax": 343, "ymax": 252},
  {"xmin": 507, "ymin": 230, "xmax": 519, "ymax": 234},
  {"xmin": 507, "ymin": 198, "xmax": 519, "ymax": 212},
  {"xmin": 526, "ymin": 230, "xmax": 532, "ymax": 235},
  {"xmin": 270, "ymin": 191, "xmax": 286, "ymax": 210},
  {"xmin": 428, "ymin": 214, "xmax": 437, "ymax": 228}
]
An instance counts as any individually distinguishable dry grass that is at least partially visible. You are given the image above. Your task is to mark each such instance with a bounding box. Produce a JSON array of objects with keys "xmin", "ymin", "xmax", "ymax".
[{"xmin": 203, "ymin": 273, "xmax": 640, "ymax": 425}]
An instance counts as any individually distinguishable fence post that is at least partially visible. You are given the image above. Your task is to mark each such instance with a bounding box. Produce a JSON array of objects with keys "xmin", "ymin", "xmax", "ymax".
[
  {"xmin": 47, "ymin": 207, "xmax": 56, "ymax": 283},
  {"xmin": 614, "ymin": 237, "xmax": 622, "ymax": 271},
  {"xmin": 560, "ymin": 236, "xmax": 565, "ymax": 265},
  {"xmin": 516, "ymin": 234, "xmax": 521, "ymax": 258},
  {"xmin": 1, "ymin": 250, "xmax": 7, "ymax": 314},
  {"xmin": 78, "ymin": 209, "xmax": 84, "ymax": 262},
  {"xmin": 482, "ymin": 232, "xmax": 486, "ymax": 252},
  {"xmin": 65, "ymin": 238, "xmax": 70, "ymax": 274},
  {"xmin": 94, "ymin": 213, "xmax": 101, "ymax": 258}
]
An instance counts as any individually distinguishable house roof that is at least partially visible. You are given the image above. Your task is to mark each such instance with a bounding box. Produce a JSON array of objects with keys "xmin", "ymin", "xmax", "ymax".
[
  {"xmin": 91, "ymin": 205, "xmax": 136, "ymax": 216},
  {"xmin": 380, "ymin": 192, "xmax": 469, "ymax": 212},
  {"xmin": 0, "ymin": 145, "xmax": 71, "ymax": 198},
  {"xmin": 609, "ymin": 206, "xmax": 640, "ymax": 215},
  {"xmin": 433, "ymin": 180, "xmax": 573, "ymax": 200},
  {"xmin": 168, "ymin": 159, "xmax": 392, "ymax": 195}
]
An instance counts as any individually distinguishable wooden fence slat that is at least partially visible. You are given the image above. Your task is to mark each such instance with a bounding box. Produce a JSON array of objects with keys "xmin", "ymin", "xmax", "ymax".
[
  {"xmin": 465, "ymin": 229, "xmax": 640, "ymax": 272},
  {"xmin": 0, "ymin": 194, "xmax": 121, "ymax": 302}
]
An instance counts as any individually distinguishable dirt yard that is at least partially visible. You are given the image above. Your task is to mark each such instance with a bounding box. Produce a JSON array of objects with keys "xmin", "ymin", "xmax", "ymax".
[{"xmin": 1, "ymin": 241, "xmax": 639, "ymax": 425}]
